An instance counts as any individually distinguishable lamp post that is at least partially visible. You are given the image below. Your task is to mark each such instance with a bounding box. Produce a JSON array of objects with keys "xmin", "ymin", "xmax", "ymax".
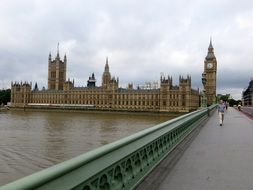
[{"xmin": 201, "ymin": 72, "xmax": 207, "ymax": 107}]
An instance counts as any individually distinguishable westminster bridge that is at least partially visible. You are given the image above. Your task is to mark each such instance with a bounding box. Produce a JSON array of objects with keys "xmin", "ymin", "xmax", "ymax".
[{"xmin": 1, "ymin": 105, "xmax": 253, "ymax": 190}]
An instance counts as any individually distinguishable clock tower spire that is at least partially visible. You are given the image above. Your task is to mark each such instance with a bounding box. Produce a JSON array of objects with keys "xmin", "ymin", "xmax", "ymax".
[{"xmin": 204, "ymin": 38, "xmax": 217, "ymax": 105}]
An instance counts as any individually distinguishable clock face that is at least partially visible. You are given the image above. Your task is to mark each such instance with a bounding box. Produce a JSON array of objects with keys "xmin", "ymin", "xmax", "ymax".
[{"xmin": 207, "ymin": 63, "xmax": 213, "ymax": 69}]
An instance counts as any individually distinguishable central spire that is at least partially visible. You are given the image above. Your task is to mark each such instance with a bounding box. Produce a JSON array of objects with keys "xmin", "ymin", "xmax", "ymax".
[
  {"xmin": 208, "ymin": 37, "xmax": 213, "ymax": 52},
  {"xmin": 206, "ymin": 38, "xmax": 215, "ymax": 60},
  {"xmin": 102, "ymin": 56, "xmax": 111, "ymax": 87},
  {"xmin": 56, "ymin": 42, "xmax": 60, "ymax": 58},
  {"xmin": 48, "ymin": 52, "xmax": 52, "ymax": 61}
]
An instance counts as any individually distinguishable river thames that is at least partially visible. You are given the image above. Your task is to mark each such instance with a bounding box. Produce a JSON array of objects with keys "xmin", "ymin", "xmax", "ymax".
[{"xmin": 0, "ymin": 110, "xmax": 174, "ymax": 185}]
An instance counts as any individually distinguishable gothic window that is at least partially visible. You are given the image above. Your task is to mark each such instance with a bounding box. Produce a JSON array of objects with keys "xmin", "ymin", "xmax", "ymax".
[
  {"xmin": 59, "ymin": 72, "xmax": 63, "ymax": 79},
  {"xmin": 182, "ymin": 95, "xmax": 185, "ymax": 106},
  {"xmin": 51, "ymin": 71, "xmax": 56, "ymax": 78}
]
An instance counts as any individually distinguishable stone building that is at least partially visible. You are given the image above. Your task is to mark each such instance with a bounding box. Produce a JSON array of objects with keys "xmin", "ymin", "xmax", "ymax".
[
  {"xmin": 242, "ymin": 79, "xmax": 253, "ymax": 106},
  {"xmin": 11, "ymin": 45, "xmax": 204, "ymax": 112}
]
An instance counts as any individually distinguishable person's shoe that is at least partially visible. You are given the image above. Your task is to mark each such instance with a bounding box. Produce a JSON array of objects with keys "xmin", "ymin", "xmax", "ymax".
[{"xmin": 220, "ymin": 124, "xmax": 222, "ymax": 126}]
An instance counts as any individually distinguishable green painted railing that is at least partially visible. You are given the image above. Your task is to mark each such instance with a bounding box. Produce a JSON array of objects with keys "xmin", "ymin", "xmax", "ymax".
[{"xmin": 1, "ymin": 105, "xmax": 217, "ymax": 190}]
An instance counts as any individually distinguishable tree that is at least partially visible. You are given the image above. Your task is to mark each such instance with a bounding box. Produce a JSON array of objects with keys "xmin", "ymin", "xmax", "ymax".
[
  {"xmin": 217, "ymin": 94, "xmax": 241, "ymax": 106},
  {"xmin": 227, "ymin": 98, "xmax": 241, "ymax": 107},
  {"xmin": 0, "ymin": 89, "xmax": 11, "ymax": 105},
  {"xmin": 219, "ymin": 95, "xmax": 229, "ymax": 102}
]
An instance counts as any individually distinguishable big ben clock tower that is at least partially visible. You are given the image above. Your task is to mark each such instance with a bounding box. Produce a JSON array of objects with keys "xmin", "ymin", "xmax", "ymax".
[{"xmin": 204, "ymin": 39, "xmax": 217, "ymax": 106}]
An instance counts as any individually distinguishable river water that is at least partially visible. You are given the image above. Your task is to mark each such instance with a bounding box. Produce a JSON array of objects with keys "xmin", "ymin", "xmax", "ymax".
[{"xmin": 0, "ymin": 110, "xmax": 173, "ymax": 185}]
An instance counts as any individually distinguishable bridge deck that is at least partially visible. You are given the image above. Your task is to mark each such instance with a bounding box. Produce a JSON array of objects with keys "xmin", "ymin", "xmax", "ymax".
[{"xmin": 140, "ymin": 107, "xmax": 253, "ymax": 190}]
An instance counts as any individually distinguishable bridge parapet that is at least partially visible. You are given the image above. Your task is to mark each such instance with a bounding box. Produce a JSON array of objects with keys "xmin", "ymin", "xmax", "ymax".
[{"xmin": 1, "ymin": 105, "xmax": 217, "ymax": 190}]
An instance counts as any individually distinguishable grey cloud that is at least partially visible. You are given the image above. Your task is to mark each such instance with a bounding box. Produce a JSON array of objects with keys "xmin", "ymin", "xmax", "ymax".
[{"xmin": 0, "ymin": 0, "xmax": 252, "ymax": 99}]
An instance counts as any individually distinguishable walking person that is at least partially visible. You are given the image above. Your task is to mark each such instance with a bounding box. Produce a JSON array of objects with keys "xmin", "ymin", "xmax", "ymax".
[
  {"xmin": 238, "ymin": 103, "xmax": 241, "ymax": 111},
  {"xmin": 225, "ymin": 101, "xmax": 229, "ymax": 111},
  {"xmin": 218, "ymin": 100, "xmax": 226, "ymax": 126}
]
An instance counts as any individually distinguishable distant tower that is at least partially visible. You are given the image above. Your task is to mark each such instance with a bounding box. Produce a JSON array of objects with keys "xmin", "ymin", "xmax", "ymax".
[
  {"xmin": 204, "ymin": 38, "xmax": 217, "ymax": 105},
  {"xmin": 159, "ymin": 75, "xmax": 173, "ymax": 111},
  {"xmin": 48, "ymin": 43, "xmax": 67, "ymax": 90},
  {"xmin": 102, "ymin": 57, "xmax": 111, "ymax": 88},
  {"xmin": 11, "ymin": 82, "xmax": 31, "ymax": 106},
  {"xmin": 179, "ymin": 75, "xmax": 191, "ymax": 108},
  {"xmin": 33, "ymin": 82, "xmax": 39, "ymax": 91},
  {"xmin": 87, "ymin": 73, "xmax": 97, "ymax": 87}
]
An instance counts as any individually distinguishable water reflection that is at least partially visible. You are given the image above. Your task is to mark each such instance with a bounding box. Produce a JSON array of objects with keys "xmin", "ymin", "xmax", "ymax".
[{"xmin": 0, "ymin": 110, "xmax": 173, "ymax": 185}]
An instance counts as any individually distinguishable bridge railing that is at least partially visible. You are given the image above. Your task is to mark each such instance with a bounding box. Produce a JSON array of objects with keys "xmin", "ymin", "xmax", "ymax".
[{"xmin": 1, "ymin": 105, "xmax": 217, "ymax": 190}]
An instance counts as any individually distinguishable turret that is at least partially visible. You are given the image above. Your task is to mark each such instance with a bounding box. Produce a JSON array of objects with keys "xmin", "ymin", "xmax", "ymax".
[
  {"xmin": 87, "ymin": 73, "xmax": 97, "ymax": 87},
  {"xmin": 128, "ymin": 83, "xmax": 133, "ymax": 90},
  {"xmin": 160, "ymin": 75, "xmax": 172, "ymax": 89},
  {"xmin": 48, "ymin": 52, "xmax": 52, "ymax": 63},
  {"xmin": 64, "ymin": 53, "xmax": 67, "ymax": 63},
  {"xmin": 56, "ymin": 42, "xmax": 60, "ymax": 59},
  {"xmin": 109, "ymin": 76, "xmax": 119, "ymax": 90},
  {"xmin": 179, "ymin": 75, "xmax": 191, "ymax": 86},
  {"xmin": 63, "ymin": 78, "xmax": 74, "ymax": 91},
  {"xmin": 187, "ymin": 75, "xmax": 191, "ymax": 85},
  {"xmin": 33, "ymin": 82, "xmax": 39, "ymax": 91}
]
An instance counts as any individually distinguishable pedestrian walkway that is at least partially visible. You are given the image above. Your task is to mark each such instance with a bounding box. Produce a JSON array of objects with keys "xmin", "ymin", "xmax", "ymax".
[
  {"xmin": 155, "ymin": 107, "xmax": 253, "ymax": 190},
  {"xmin": 241, "ymin": 106, "xmax": 253, "ymax": 118}
]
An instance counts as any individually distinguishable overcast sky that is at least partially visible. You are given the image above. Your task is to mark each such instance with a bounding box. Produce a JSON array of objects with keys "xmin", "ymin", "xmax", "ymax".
[{"xmin": 0, "ymin": 0, "xmax": 252, "ymax": 99}]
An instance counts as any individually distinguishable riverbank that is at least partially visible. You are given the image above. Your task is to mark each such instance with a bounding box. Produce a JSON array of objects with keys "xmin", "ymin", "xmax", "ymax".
[
  {"xmin": 8, "ymin": 106, "xmax": 184, "ymax": 117},
  {"xmin": 0, "ymin": 106, "xmax": 9, "ymax": 111}
]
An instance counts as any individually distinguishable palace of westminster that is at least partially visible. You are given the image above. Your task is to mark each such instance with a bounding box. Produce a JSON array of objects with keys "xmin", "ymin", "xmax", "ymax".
[{"xmin": 10, "ymin": 41, "xmax": 217, "ymax": 112}]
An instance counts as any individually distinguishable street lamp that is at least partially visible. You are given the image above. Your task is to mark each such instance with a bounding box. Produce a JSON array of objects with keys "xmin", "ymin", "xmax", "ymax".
[{"xmin": 201, "ymin": 72, "xmax": 207, "ymax": 107}]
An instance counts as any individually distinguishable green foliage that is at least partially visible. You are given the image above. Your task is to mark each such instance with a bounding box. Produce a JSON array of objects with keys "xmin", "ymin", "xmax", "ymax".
[
  {"xmin": 228, "ymin": 99, "xmax": 241, "ymax": 107},
  {"xmin": 219, "ymin": 95, "xmax": 229, "ymax": 102},
  {"xmin": 0, "ymin": 89, "xmax": 11, "ymax": 105},
  {"xmin": 217, "ymin": 94, "xmax": 241, "ymax": 106}
]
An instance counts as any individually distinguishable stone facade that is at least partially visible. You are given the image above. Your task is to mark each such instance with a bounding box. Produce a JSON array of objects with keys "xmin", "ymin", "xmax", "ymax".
[
  {"xmin": 11, "ymin": 47, "xmax": 202, "ymax": 112},
  {"xmin": 48, "ymin": 44, "xmax": 67, "ymax": 90},
  {"xmin": 242, "ymin": 80, "xmax": 253, "ymax": 106}
]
